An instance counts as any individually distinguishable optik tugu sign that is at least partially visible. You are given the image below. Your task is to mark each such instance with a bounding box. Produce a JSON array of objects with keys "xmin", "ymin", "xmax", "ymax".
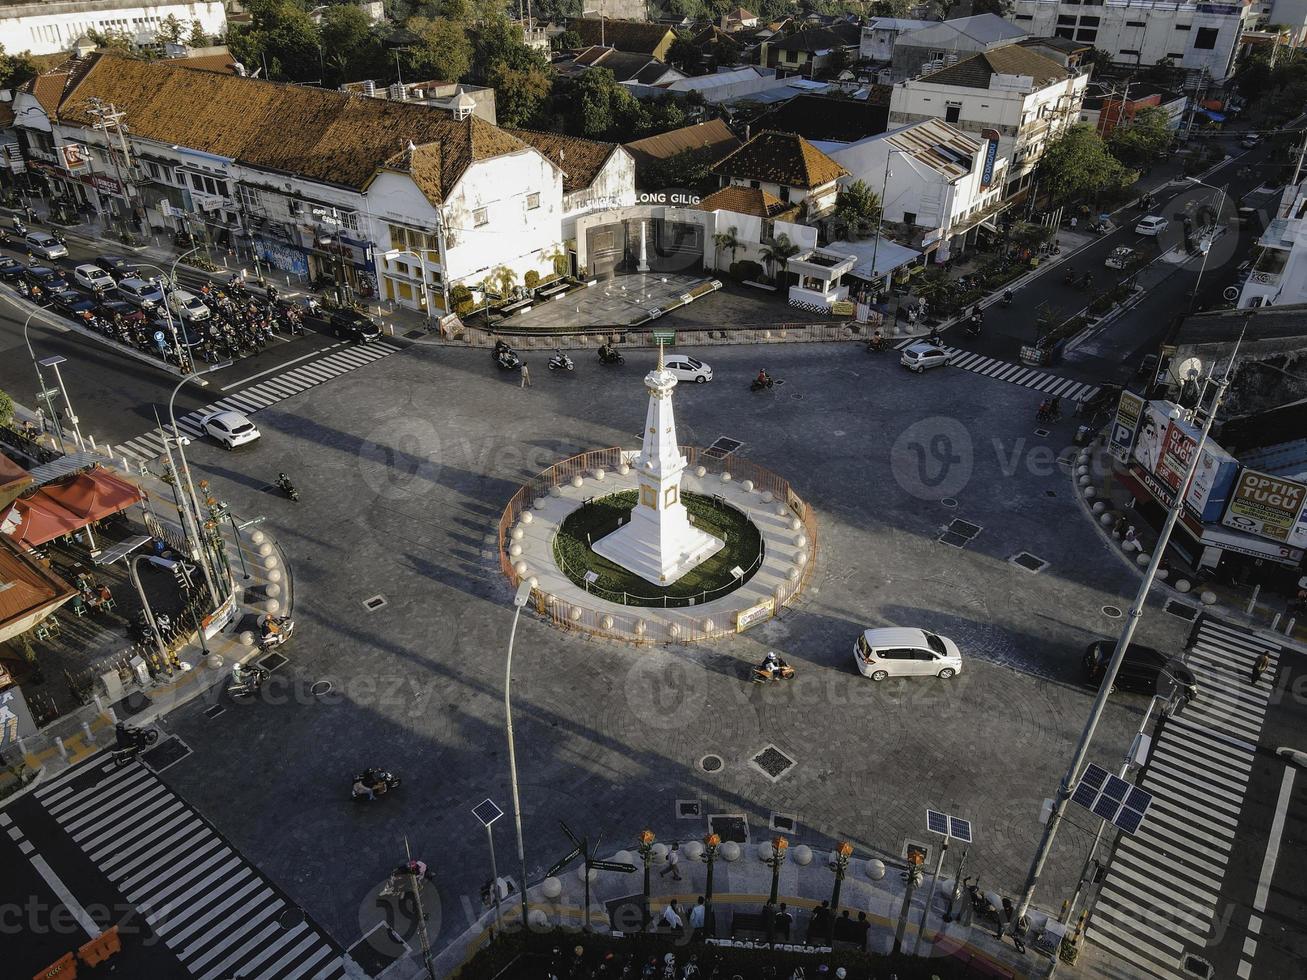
[{"xmin": 1222, "ymin": 470, "xmax": 1307, "ymax": 543}]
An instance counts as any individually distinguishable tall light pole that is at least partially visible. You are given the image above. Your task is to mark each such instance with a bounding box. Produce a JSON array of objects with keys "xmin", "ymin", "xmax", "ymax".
[
  {"xmin": 1013, "ymin": 341, "xmax": 1241, "ymax": 925},
  {"xmin": 868, "ymin": 147, "xmax": 905, "ymax": 303},
  {"xmin": 138, "ymin": 251, "xmax": 204, "ymax": 370},
  {"xmin": 167, "ymin": 361, "xmax": 233, "ymax": 607},
  {"xmin": 383, "ymin": 248, "xmax": 434, "ymax": 321},
  {"xmin": 38, "ymin": 356, "xmax": 83, "ymax": 451},
  {"xmin": 22, "ymin": 304, "xmax": 65, "ymax": 452},
  {"xmin": 1185, "ymin": 177, "xmax": 1228, "ymax": 313},
  {"xmin": 505, "ymin": 578, "xmax": 535, "ymax": 926}
]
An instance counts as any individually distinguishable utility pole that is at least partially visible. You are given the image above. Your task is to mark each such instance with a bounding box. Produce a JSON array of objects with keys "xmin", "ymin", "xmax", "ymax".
[{"xmin": 86, "ymin": 99, "xmax": 142, "ymax": 236}]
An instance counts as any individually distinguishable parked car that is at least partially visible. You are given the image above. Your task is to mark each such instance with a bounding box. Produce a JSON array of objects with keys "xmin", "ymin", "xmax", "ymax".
[
  {"xmin": 1135, "ymin": 215, "xmax": 1169, "ymax": 237},
  {"xmin": 1240, "ymin": 134, "xmax": 1262, "ymax": 149},
  {"xmin": 1105, "ymin": 247, "xmax": 1138, "ymax": 270},
  {"xmin": 73, "ymin": 263, "xmax": 116, "ymax": 293},
  {"xmin": 167, "ymin": 289, "xmax": 211, "ymax": 322},
  {"xmin": 1082, "ymin": 639, "xmax": 1197, "ymax": 698},
  {"xmin": 95, "ymin": 255, "xmax": 139, "ymax": 279},
  {"xmin": 309, "ymin": 307, "xmax": 379, "ymax": 341},
  {"xmin": 49, "ymin": 289, "xmax": 96, "ymax": 317},
  {"xmin": 663, "ymin": 354, "xmax": 713, "ymax": 384},
  {"xmin": 899, "ymin": 342, "xmax": 950, "ymax": 373},
  {"xmin": 201, "ymin": 410, "xmax": 261, "ymax": 449},
  {"xmin": 117, "ymin": 276, "xmax": 164, "ymax": 309},
  {"xmin": 97, "ymin": 298, "xmax": 146, "ymax": 326},
  {"xmin": 23, "ymin": 231, "xmax": 68, "ymax": 260},
  {"xmin": 0, "ymin": 257, "xmax": 23, "ymax": 279},
  {"xmin": 854, "ymin": 627, "xmax": 962, "ymax": 681},
  {"xmin": 24, "ymin": 265, "xmax": 70, "ymax": 293}
]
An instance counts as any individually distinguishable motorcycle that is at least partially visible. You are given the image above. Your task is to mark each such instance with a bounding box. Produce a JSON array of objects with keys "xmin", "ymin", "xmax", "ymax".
[
  {"xmin": 352, "ymin": 768, "xmax": 402, "ymax": 801},
  {"xmin": 493, "ymin": 342, "xmax": 521, "ymax": 371},
  {"xmin": 1000, "ymin": 291, "xmax": 1014, "ymax": 308},
  {"xmin": 259, "ymin": 616, "xmax": 294, "ymax": 650},
  {"xmin": 964, "ymin": 877, "xmax": 1000, "ymax": 923},
  {"xmin": 114, "ymin": 722, "xmax": 159, "ymax": 750},
  {"xmin": 597, "ymin": 347, "xmax": 624, "ymax": 365},
  {"xmin": 228, "ymin": 662, "xmax": 269, "ymax": 699},
  {"xmin": 752, "ymin": 656, "xmax": 796, "ymax": 683},
  {"xmin": 1036, "ymin": 399, "xmax": 1063, "ymax": 423},
  {"xmin": 547, "ymin": 349, "xmax": 574, "ymax": 372},
  {"xmin": 866, "ymin": 336, "xmax": 886, "ymax": 353},
  {"xmin": 275, "ymin": 474, "xmax": 299, "ymax": 501},
  {"xmin": 750, "ymin": 375, "xmax": 776, "ymax": 392}
]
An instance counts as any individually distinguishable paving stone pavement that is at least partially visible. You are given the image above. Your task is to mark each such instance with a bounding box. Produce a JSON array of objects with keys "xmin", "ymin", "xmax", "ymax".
[{"xmin": 147, "ymin": 340, "xmax": 1191, "ymax": 960}]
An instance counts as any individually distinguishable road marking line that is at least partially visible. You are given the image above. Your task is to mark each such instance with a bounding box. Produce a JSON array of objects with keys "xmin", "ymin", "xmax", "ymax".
[
  {"xmin": 220, "ymin": 348, "xmax": 329, "ymax": 390},
  {"xmin": 31, "ymin": 854, "xmax": 101, "ymax": 938},
  {"xmin": 1254, "ymin": 766, "xmax": 1295, "ymax": 912}
]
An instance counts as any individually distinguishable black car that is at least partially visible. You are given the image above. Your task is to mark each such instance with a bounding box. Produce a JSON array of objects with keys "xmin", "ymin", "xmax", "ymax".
[
  {"xmin": 313, "ymin": 307, "xmax": 381, "ymax": 342},
  {"xmin": 1083, "ymin": 640, "xmax": 1198, "ymax": 699},
  {"xmin": 95, "ymin": 255, "xmax": 139, "ymax": 279},
  {"xmin": 0, "ymin": 257, "xmax": 23, "ymax": 279},
  {"xmin": 24, "ymin": 265, "xmax": 70, "ymax": 292},
  {"xmin": 49, "ymin": 288, "xmax": 91, "ymax": 314}
]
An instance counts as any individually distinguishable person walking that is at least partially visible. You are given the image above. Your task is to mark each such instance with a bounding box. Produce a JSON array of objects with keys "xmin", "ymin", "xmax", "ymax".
[
  {"xmin": 688, "ymin": 897, "xmax": 706, "ymax": 941},
  {"xmin": 1250, "ymin": 651, "xmax": 1271, "ymax": 685},
  {"xmin": 520, "ymin": 361, "xmax": 531, "ymax": 388},
  {"xmin": 995, "ymin": 898, "xmax": 1027, "ymax": 953},
  {"xmin": 659, "ymin": 847, "xmax": 682, "ymax": 880},
  {"xmin": 660, "ymin": 899, "xmax": 683, "ymax": 932}
]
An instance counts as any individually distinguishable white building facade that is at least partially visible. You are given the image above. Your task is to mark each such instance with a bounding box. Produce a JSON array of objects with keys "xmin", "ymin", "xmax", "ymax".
[
  {"xmin": 1238, "ymin": 177, "xmax": 1307, "ymax": 308},
  {"xmin": 1010, "ymin": 0, "xmax": 1259, "ymax": 81},
  {"xmin": 0, "ymin": 0, "xmax": 226, "ymax": 55}
]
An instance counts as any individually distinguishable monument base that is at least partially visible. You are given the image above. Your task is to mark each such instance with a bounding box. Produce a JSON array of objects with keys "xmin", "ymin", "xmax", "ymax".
[{"xmin": 593, "ymin": 516, "xmax": 725, "ymax": 586}]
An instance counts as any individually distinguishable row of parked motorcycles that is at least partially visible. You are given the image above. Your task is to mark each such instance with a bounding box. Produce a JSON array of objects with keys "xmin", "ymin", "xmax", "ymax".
[{"xmin": 493, "ymin": 340, "xmax": 626, "ymax": 372}]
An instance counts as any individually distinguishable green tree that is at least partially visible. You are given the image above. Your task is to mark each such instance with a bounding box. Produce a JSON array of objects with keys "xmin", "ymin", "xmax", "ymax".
[
  {"xmin": 569, "ymin": 67, "xmax": 639, "ymax": 138},
  {"xmin": 187, "ymin": 19, "xmax": 209, "ymax": 47},
  {"xmin": 712, "ymin": 226, "xmax": 741, "ymax": 269},
  {"xmin": 404, "ymin": 16, "xmax": 473, "ymax": 81},
  {"xmin": 1108, "ymin": 105, "xmax": 1173, "ymax": 165},
  {"xmin": 640, "ymin": 149, "xmax": 713, "ymax": 192},
  {"xmin": 668, "ymin": 33, "xmax": 703, "ymax": 74},
  {"xmin": 1038, "ymin": 124, "xmax": 1138, "ymax": 203},
  {"xmin": 86, "ymin": 28, "xmax": 140, "ymax": 54},
  {"xmin": 470, "ymin": 14, "xmax": 547, "ymax": 84},
  {"xmin": 0, "ymin": 386, "xmax": 12, "ymax": 428},
  {"xmin": 156, "ymin": 13, "xmax": 186, "ymax": 44},
  {"xmin": 969, "ymin": 0, "xmax": 1011, "ymax": 15},
  {"xmin": 487, "ymin": 61, "xmax": 552, "ymax": 127},
  {"xmin": 227, "ymin": 0, "xmax": 322, "ymax": 82},
  {"xmin": 553, "ymin": 29, "xmax": 582, "ymax": 51},
  {"xmin": 833, "ymin": 178, "xmax": 881, "ymax": 239},
  {"xmin": 760, "ymin": 233, "xmax": 801, "ymax": 284},
  {"xmin": 0, "ymin": 44, "xmax": 37, "ymax": 90},
  {"xmin": 319, "ymin": 4, "xmax": 383, "ymax": 85}
]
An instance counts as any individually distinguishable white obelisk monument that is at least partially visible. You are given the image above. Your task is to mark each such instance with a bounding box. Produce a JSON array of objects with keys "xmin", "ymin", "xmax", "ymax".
[{"xmin": 593, "ymin": 346, "xmax": 724, "ymax": 585}]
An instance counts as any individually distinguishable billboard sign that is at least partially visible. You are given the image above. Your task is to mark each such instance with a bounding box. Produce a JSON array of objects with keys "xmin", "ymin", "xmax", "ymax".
[
  {"xmin": 1108, "ymin": 390, "xmax": 1145, "ymax": 462},
  {"xmin": 1155, "ymin": 418, "xmax": 1197, "ymax": 492},
  {"xmin": 1130, "ymin": 401, "xmax": 1172, "ymax": 474},
  {"xmin": 58, "ymin": 142, "xmax": 90, "ymax": 173},
  {"xmin": 1183, "ymin": 442, "xmax": 1238, "ymax": 523},
  {"xmin": 979, "ymin": 129, "xmax": 1001, "ymax": 190},
  {"xmin": 1222, "ymin": 470, "xmax": 1307, "ymax": 543}
]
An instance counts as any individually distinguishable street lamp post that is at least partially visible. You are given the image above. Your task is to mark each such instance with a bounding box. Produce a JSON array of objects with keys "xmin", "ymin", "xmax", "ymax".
[
  {"xmin": 167, "ymin": 361, "xmax": 233, "ymax": 608},
  {"xmin": 22, "ymin": 305, "xmax": 65, "ymax": 452},
  {"xmin": 138, "ymin": 249, "xmax": 205, "ymax": 371},
  {"xmin": 827, "ymin": 841, "xmax": 853, "ymax": 946},
  {"xmin": 763, "ymin": 836, "xmax": 788, "ymax": 907},
  {"xmin": 638, "ymin": 830, "xmax": 655, "ymax": 930},
  {"xmin": 1185, "ymin": 177, "xmax": 1228, "ymax": 313},
  {"xmin": 37, "ymin": 356, "xmax": 83, "ymax": 451},
  {"xmin": 701, "ymin": 833, "xmax": 720, "ymax": 938},
  {"xmin": 383, "ymin": 248, "xmax": 435, "ymax": 321},
  {"xmin": 868, "ymin": 148, "xmax": 905, "ymax": 303},
  {"xmin": 504, "ymin": 578, "xmax": 535, "ymax": 927}
]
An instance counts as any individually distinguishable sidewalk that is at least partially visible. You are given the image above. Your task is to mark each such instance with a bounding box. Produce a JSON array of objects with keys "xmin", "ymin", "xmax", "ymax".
[{"xmin": 419, "ymin": 840, "xmax": 1053, "ymax": 980}]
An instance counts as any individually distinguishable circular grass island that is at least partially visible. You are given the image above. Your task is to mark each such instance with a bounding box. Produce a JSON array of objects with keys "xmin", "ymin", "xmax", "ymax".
[{"xmin": 553, "ymin": 490, "xmax": 763, "ymax": 607}]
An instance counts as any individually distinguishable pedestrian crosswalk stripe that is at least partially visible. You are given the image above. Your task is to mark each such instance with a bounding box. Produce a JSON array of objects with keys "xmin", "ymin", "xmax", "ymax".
[
  {"xmin": 113, "ymin": 340, "xmax": 404, "ymax": 462},
  {"xmin": 1086, "ymin": 615, "xmax": 1285, "ymax": 980},
  {"xmin": 34, "ymin": 761, "xmax": 346, "ymax": 979}
]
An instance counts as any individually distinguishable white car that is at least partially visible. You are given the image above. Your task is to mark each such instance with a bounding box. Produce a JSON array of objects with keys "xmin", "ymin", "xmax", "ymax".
[
  {"xmin": 24, "ymin": 231, "xmax": 68, "ymax": 260},
  {"xmin": 1240, "ymin": 134, "xmax": 1261, "ymax": 149},
  {"xmin": 854, "ymin": 627, "xmax": 963, "ymax": 681},
  {"xmin": 202, "ymin": 410, "xmax": 261, "ymax": 449},
  {"xmin": 118, "ymin": 276, "xmax": 165, "ymax": 309},
  {"xmin": 1134, "ymin": 215, "xmax": 1169, "ymax": 237},
  {"xmin": 73, "ymin": 263, "xmax": 115, "ymax": 293},
  {"xmin": 663, "ymin": 355, "xmax": 713, "ymax": 384},
  {"xmin": 900, "ymin": 342, "xmax": 950, "ymax": 373},
  {"xmin": 168, "ymin": 289, "xmax": 211, "ymax": 322}
]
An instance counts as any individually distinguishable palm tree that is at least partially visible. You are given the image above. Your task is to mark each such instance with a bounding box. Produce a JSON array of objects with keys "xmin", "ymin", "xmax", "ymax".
[
  {"xmin": 760, "ymin": 234, "xmax": 801, "ymax": 286},
  {"xmin": 493, "ymin": 265, "xmax": 518, "ymax": 298},
  {"xmin": 712, "ymin": 226, "xmax": 741, "ymax": 271}
]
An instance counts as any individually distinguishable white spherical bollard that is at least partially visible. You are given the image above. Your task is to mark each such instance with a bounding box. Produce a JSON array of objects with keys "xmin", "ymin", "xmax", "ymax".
[
  {"xmin": 250, "ymin": 530, "xmax": 266, "ymax": 546},
  {"xmin": 263, "ymin": 555, "xmax": 279, "ymax": 570},
  {"xmin": 703, "ymin": 618, "xmax": 714, "ymax": 632},
  {"xmin": 577, "ymin": 866, "xmax": 597, "ymax": 883},
  {"xmin": 528, "ymin": 908, "xmax": 549, "ymax": 929},
  {"xmin": 1084, "ymin": 487, "xmax": 1096, "ymax": 499},
  {"xmin": 569, "ymin": 606, "xmax": 582, "ymax": 622},
  {"xmin": 1078, "ymin": 475, "xmax": 1092, "ymax": 487},
  {"xmin": 866, "ymin": 859, "xmax": 886, "ymax": 880},
  {"xmin": 594, "ymin": 468, "xmax": 605, "ymax": 482},
  {"xmin": 720, "ymin": 472, "xmax": 732, "ymax": 483},
  {"xmin": 266, "ymin": 568, "xmax": 283, "ymax": 583},
  {"xmin": 514, "ymin": 560, "xmax": 528, "ymax": 576},
  {"xmin": 520, "ymin": 512, "xmax": 534, "ymax": 526},
  {"xmin": 550, "ymin": 485, "xmax": 562, "ymax": 498},
  {"xmin": 1157, "ymin": 569, "xmax": 1169, "ymax": 581},
  {"xmin": 1136, "ymin": 552, "xmax": 1150, "ymax": 567},
  {"xmin": 787, "ymin": 567, "xmax": 800, "ymax": 582},
  {"xmin": 794, "ymin": 552, "xmax": 808, "ymax": 567},
  {"xmin": 695, "ymin": 466, "xmax": 707, "ymax": 478},
  {"xmin": 762, "ymin": 491, "xmax": 774, "ymax": 503},
  {"xmin": 741, "ymin": 480, "xmax": 754, "ymax": 492},
  {"xmin": 652, "ymin": 843, "xmax": 669, "ymax": 862},
  {"xmin": 265, "ymin": 583, "xmax": 281, "ymax": 598},
  {"xmin": 204, "ymin": 653, "xmax": 224, "ymax": 670},
  {"xmin": 600, "ymin": 614, "xmax": 614, "ymax": 629},
  {"xmin": 792, "ymin": 845, "xmax": 813, "ymax": 866},
  {"xmin": 1092, "ymin": 501, "xmax": 1107, "ymax": 514},
  {"xmin": 682, "ymin": 841, "xmax": 704, "ymax": 862},
  {"xmin": 570, "ymin": 475, "xmax": 583, "ymax": 488},
  {"xmin": 756, "ymin": 842, "xmax": 773, "ymax": 861},
  {"xmin": 533, "ymin": 497, "xmax": 548, "ymax": 510},
  {"xmin": 1201, "ymin": 590, "xmax": 1218, "ymax": 605},
  {"xmin": 615, "ymin": 850, "xmax": 634, "ymax": 865},
  {"xmin": 527, "ymin": 576, "xmax": 539, "ymax": 588},
  {"xmin": 265, "ymin": 600, "xmax": 281, "ymax": 615},
  {"xmin": 512, "ymin": 527, "xmax": 525, "ymax": 542},
  {"xmin": 509, "ymin": 544, "xmax": 522, "ymax": 557},
  {"xmin": 542, "ymin": 876, "xmax": 563, "ymax": 899},
  {"xmin": 1100, "ymin": 513, "xmax": 1116, "ymax": 527},
  {"xmin": 239, "ymin": 630, "xmax": 255, "ymax": 646},
  {"xmin": 1176, "ymin": 579, "xmax": 1192, "ymax": 593},
  {"xmin": 796, "ymin": 534, "xmax": 808, "ymax": 548},
  {"xmin": 721, "ymin": 841, "xmax": 741, "ymax": 862},
  {"xmin": 790, "ymin": 517, "xmax": 802, "ymax": 531},
  {"xmin": 258, "ymin": 542, "xmax": 274, "ymax": 557}
]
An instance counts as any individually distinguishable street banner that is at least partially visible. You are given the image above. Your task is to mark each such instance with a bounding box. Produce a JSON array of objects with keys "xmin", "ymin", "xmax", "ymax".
[
  {"xmin": 736, "ymin": 597, "xmax": 774, "ymax": 633},
  {"xmin": 59, "ymin": 143, "xmax": 90, "ymax": 173},
  {"xmin": 1183, "ymin": 442, "xmax": 1238, "ymax": 522},
  {"xmin": 1222, "ymin": 469, "xmax": 1307, "ymax": 543},
  {"xmin": 1109, "ymin": 391, "xmax": 1145, "ymax": 462},
  {"xmin": 1155, "ymin": 418, "xmax": 1197, "ymax": 492},
  {"xmin": 979, "ymin": 129, "xmax": 1001, "ymax": 190}
]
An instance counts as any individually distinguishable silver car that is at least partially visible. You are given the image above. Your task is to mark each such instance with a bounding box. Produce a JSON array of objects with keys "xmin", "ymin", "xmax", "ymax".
[
  {"xmin": 899, "ymin": 342, "xmax": 950, "ymax": 373},
  {"xmin": 23, "ymin": 231, "xmax": 68, "ymax": 260},
  {"xmin": 118, "ymin": 276, "xmax": 165, "ymax": 309}
]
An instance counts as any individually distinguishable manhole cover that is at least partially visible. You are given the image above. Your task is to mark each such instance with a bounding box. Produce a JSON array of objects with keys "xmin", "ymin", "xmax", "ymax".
[
  {"xmin": 1182, "ymin": 955, "xmax": 1213, "ymax": 979},
  {"xmin": 750, "ymin": 744, "xmax": 796, "ymax": 782},
  {"xmin": 1102, "ymin": 605, "xmax": 1124, "ymax": 618},
  {"xmin": 258, "ymin": 651, "xmax": 288, "ymax": 672},
  {"xmin": 937, "ymin": 531, "xmax": 971, "ymax": 548},
  {"xmin": 1034, "ymin": 427, "xmax": 1050, "ymax": 438},
  {"xmin": 142, "ymin": 736, "xmax": 191, "ymax": 773},
  {"xmin": 947, "ymin": 519, "xmax": 982, "ymax": 539},
  {"xmin": 770, "ymin": 813, "xmax": 798, "ymax": 834},
  {"xmin": 708, "ymin": 813, "xmax": 749, "ymax": 843},
  {"xmin": 699, "ymin": 754, "xmax": 723, "ymax": 773},
  {"xmin": 347, "ymin": 922, "xmax": 408, "ymax": 977},
  {"xmin": 939, "ymin": 497, "xmax": 958, "ymax": 508},
  {"xmin": 403, "ymin": 329, "xmax": 426, "ymax": 339},
  {"xmin": 311, "ymin": 680, "xmax": 333, "ymax": 697},
  {"xmin": 203, "ymin": 705, "xmax": 226, "ymax": 719},
  {"xmin": 363, "ymin": 594, "xmax": 388, "ymax": 611},
  {"xmin": 790, "ymin": 393, "xmax": 802, "ymax": 400},
  {"xmin": 677, "ymin": 800, "xmax": 702, "ymax": 819},
  {"xmin": 703, "ymin": 437, "xmax": 744, "ymax": 460},
  {"xmin": 1045, "ymin": 490, "xmax": 1057, "ymax": 497},
  {"xmin": 1164, "ymin": 599, "xmax": 1199, "ymax": 621},
  {"xmin": 1010, "ymin": 552, "xmax": 1049, "ymax": 573}
]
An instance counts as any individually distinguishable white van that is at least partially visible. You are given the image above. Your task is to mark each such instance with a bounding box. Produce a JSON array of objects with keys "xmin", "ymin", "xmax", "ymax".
[
  {"xmin": 168, "ymin": 289, "xmax": 211, "ymax": 322},
  {"xmin": 853, "ymin": 627, "xmax": 963, "ymax": 681}
]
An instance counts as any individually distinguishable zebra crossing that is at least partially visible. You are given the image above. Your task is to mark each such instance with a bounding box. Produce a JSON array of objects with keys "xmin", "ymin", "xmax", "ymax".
[
  {"xmin": 32, "ymin": 759, "xmax": 347, "ymax": 979},
  {"xmin": 894, "ymin": 339, "xmax": 1100, "ymax": 401},
  {"xmin": 1086, "ymin": 617, "xmax": 1283, "ymax": 980},
  {"xmin": 115, "ymin": 340, "xmax": 404, "ymax": 462}
]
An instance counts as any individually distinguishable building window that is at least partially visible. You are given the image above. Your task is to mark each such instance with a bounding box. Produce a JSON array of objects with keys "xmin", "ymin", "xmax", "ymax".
[
  {"xmin": 1195, "ymin": 26, "xmax": 1219, "ymax": 48},
  {"xmin": 1056, "ymin": 14, "xmax": 1076, "ymax": 25},
  {"xmin": 239, "ymin": 185, "xmax": 261, "ymax": 208},
  {"xmin": 473, "ymin": 207, "xmax": 489, "ymax": 226},
  {"xmin": 526, "ymin": 192, "xmax": 540, "ymax": 210},
  {"xmin": 903, "ymin": 211, "xmax": 916, "ymax": 225},
  {"xmin": 1054, "ymin": 27, "xmax": 1074, "ymax": 38},
  {"xmin": 1120, "ymin": 48, "xmax": 1140, "ymax": 54},
  {"xmin": 339, "ymin": 210, "xmax": 360, "ymax": 232},
  {"xmin": 778, "ymin": 185, "xmax": 790, "ymax": 202},
  {"xmin": 1015, "ymin": 13, "xmax": 1032, "ymax": 20},
  {"xmin": 1175, "ymin": 23, "xmax": 1191, "ymax": 29},
  {"xmin": 146, "ymin": 162, "xmax": 161, "ymax": 180},
  {"xmin": 1076, "ymin": 28, "xmax": 1097, "ymax": 42},
  {"xmin": 1080, "ymin": 15, "xmax": 1100, "ymax": 25},
  {"xmin": 288, "ymin": 199, "xmax": 303, "ymax": 215},
  {"xmin": 1167, "ymin": 52, "xmax": 1184, "ymax": 58},
  {"xmin": 1126, "ymin": 20, "xmax": 1145, "ymax": 26},
  {"xmin": 946, "ymin": 104, "xmax": 961, "ymax": 123}
]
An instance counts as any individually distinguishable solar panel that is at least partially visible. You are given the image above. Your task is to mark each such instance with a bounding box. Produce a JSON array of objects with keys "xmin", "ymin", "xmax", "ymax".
[
  {"xmin": 949, "ymin": 817, "xmax": 973, "ymax": 843},
  {"xmin": 927, "ymin": 809, "xmax": 949, "ymax": 835},
  {"xmin": 1070, "ymin": 763, "xmax": 1153, "ymax": 835}
]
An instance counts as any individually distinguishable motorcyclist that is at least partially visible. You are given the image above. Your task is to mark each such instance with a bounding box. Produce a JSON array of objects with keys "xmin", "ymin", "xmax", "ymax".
[
  {"xmin": 1064, "ymin": 266, "xmax": 1075, "ymax": 284},
  {"xmin": 276, "ymin": 471, "xmax": 294, "ymax": 491},
  {"xmin": 599, "ymin": 342, "xmax": 615, "ymax": 361},
  {"xmin": 756, "ymin": 368, "xmax": 771, "ymax": 387},
  {"xmin": 1002, "ymin": 289, "xmax": 1014, "ymax": 305},
  {"xmin": 758, "ymin": 651, "xmax": 789, "ymax": 679},
  {"xmin": 354, "ymin": 770, "xmax": 388, "ymax": 800}
]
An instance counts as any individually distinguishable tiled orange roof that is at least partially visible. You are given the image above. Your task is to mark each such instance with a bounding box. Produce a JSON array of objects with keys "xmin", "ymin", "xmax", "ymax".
[
  {"xmin": 711, "ymin": 130, "xmax": 847, "ymax": 189},
  {"xmin": 28, "ymin": 71, "xmax": 72, "ymax": 115},
  {"xmin": 568, "ymin": 18, "xmax": 675, "ymax": 55},
  {"xmin": 49, "ymin": 53, "xmax": 527, "ymax": 199},
  {"xmin": 0, "ymin": 534, "xmax": 74, "ymax": 637},
  {"xmin": 506, "ymin": 128, "xmax": 621, "ymax": 193},
  {"xmin": 172, "ymin": 53, "xmax": 240, "ymax": 75},
  {"xmin": 695, "ymin": 185, "xmax": 792, "ymax": 218},
  {"xmin": 625, "ymin": 118, "xmax": 741, "ymax": 165}
]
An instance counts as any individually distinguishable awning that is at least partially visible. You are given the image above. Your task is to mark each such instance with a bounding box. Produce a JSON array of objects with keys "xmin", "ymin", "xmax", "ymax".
[
  {"xmin": 1, "ymin": 495, "xmax": 84, "ymax": 549},
  {"xmin": 1202, "ymin": 110, "xmax": 1226, "ymax": 123},
  {"xmin": 43, "ymin": 468, "xmax": 143, "ymax": 521},
  {"xmin": 24, "ymin": 450, "xmax": 106, "ymax": 488}
]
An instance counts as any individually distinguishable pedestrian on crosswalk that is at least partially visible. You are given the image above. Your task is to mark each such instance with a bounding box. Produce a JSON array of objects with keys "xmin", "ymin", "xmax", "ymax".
[
  {"xmin": 520, "ymin": 362, "xmax": 532, "ymax": 388},
  {"xmin": 1249, "ymin": 651, "xmax": 1271, "ymax": 685}
]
